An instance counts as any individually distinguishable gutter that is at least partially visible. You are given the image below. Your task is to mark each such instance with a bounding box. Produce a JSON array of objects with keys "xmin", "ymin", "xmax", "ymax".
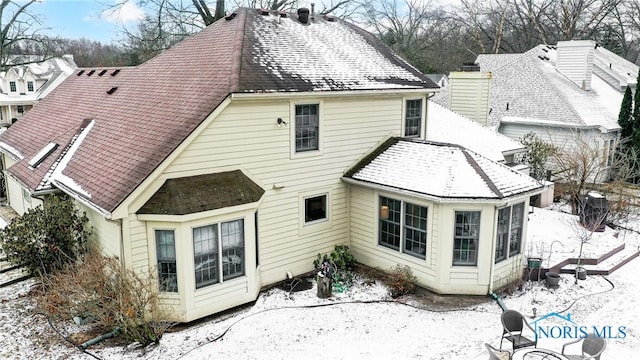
[
  {"xmin": 231, "ymin": 88, "xmax": 439, "ymax": 100},
  {"xmin": 341, "ymin": 177, "xmax": 547, "ymax": 205},
  {"xmin": 51, "ymin": 179, "xmax": 113, "ymax": 219}
]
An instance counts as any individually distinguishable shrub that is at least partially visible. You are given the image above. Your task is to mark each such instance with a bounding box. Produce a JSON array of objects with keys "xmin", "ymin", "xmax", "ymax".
[
  {"xmin": 36, "ymin": 248, "xmax": 171, "ymax": 347},
  {"xmin": 313, "ymin": 244, "xmax": 357, "ymax": 291},
  {"xmin": 385, "ymin": 264, "xmax": 417, "ymax": 298},
  {"xmin": 0, "ymin": 195, "xmax": 91, "ymax": 277}
]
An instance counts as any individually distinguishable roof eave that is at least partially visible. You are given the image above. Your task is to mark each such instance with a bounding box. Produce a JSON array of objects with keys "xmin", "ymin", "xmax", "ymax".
[
  {"xmin": 342, "ymin": 177, "xmax": 546, "ymax": 204},
  {"xmin": 231, "ymin": 88, "xmax": 439, "ymax": 100}
]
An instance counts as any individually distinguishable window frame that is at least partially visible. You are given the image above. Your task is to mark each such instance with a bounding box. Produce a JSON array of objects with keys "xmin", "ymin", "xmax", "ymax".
[
  {"xmin": 9, "ymin": 81, "xmax": 16, "ymax": 92},
  {"xmin": 27, "ymin": 81, "xmax": 34, "ymax": 92},
  {"xmin": 378, "ymin": 195, "xmax": 428, "ymax": 260},
  {"xmin": 453, "ymin": 210, "xmax": 480, "ymax": 266},
  {"xmin": 155, "ymin": 229, "xmax": 178, "ymax": 293},
  {"xmin": 290, "ymin": 100, "xmax": 323, "ymax": 158},
  {"xmin": 403, "ymin": 98, "xmax": 424, "ymax": 138},
  {"xmin": 192, "ymin": 218, "xmax": 246, "ymax": 290},
  {"xmin": 494, "ymin": 203, "xmax": 526, "ymax": 263},
  {"xmin": 304, "ymin": 194, "xmax": 328, "ymax": 224},
  {"xmin": 193, "ymin": 224, "xmax": 219, "ymax": 289},
  {"xmin": 16, "ymin": 105, "xmax": 24, "ymax": 114}
]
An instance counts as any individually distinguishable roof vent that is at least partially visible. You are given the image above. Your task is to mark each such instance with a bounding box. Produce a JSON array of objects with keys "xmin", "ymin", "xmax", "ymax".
[
  {"xmin": 258, "ymin": 8, "xmax": 269, "ymax": 15},
  {"xmin": 225, "ymin": 12, "xmax": 237, "ymax": 20},
  {"xmin": 98, "ymin": 69, "xmax": 107, "ymax": 76},
  {"xmin": 460, "ymin": 63, "xmax": 480, "ymax": 72},
  {"xmin": 106, "ymin": 87, "xmax": 118, "ymax": 94},
  {"xmin": 298, "ymin": 7, "xmax": 310, "ymax": 24},
  {"xmin": 77, "ymin": 70, "xmax": 85, "ymax": 76},
  {"xmin": 87, "ymin": 70, "xmax": 95, "ymax": 76},
  {"xmin": 277, "ymin": 10, "xmax": 287, "ymax": 17},
  {"xmin": 324, "ymin": 15, "xmax": 336, "ymax": 22},
  {"xmin": 28, "ymin": 142, "xmax": 58, "ymax": 169},
  {"xmin": 111, "ymin": 69, "xmax": 120, "ymax": 76}
]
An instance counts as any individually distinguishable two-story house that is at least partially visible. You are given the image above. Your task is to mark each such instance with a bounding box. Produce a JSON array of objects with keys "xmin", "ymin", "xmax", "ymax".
[
  {"xmin": 435, "ymin": 41, "xmax": 638, "ymax": 183},
  {"xmin": 0, "ymin": 55, "xmax": 77, "ymax": 125},
  {"xmin": 0, "ymin": 8, "xmax": 544, "ymax": 322}
]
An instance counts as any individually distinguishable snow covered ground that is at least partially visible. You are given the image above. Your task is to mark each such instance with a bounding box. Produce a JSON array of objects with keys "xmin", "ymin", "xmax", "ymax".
[{"xmin": 0, "ymin": 204, "xmax": 638, "ymax": 359}]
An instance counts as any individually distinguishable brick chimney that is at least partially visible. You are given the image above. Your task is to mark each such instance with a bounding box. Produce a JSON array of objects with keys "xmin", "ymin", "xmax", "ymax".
[{"xmin": 556, "ymin": 40, "xmax": 596, "ymax": 91}]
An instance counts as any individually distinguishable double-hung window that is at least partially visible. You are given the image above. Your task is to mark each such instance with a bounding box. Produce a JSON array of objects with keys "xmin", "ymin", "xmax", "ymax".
[
  {"xmin": 221, "ymin": 220, "xmax": 245, "ymax": 280},
  {"xmin": 27, "ymin": 81, "xmax": 34, "ymax": 92},
  {"xmin": 495, "ymin": 203, "xmax": 525, "ymax": 263},
  {"xmin": 379, "ymin": 196, "xmax": 428, "ymax": 259},
  {"xmin": 295, "ymin": 104, "xmax": 319, "ymax": 152},
  {"xmin": 9, "ymin": 81, "xmax": 16, "ymax": 92},
  {"xmin": 404, "ymin": 99, "xmax": 422, "ymax": 137},
  {"xmin": 193, "ymin": 219, "xmax": 245, "ymax": 289},
  {"xmin": 156, "ymin": 229, "xmax": 178, "ymax": 292},
  {"xmin": 193, "ymin": 225, "xmax": 218, "ymax": 288},
  {"xmin": 453, "ymin": 211, "xmax": 480, "ymax": 266},
  {"xmin": 509, "ymin": 203, "xmax": 524, "ymax": 256}
]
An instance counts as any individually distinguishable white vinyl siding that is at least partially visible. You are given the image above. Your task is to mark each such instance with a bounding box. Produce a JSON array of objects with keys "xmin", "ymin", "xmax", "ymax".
[{"xmin": 160, "ymin": 95, "xmax": 415, "ymax": 288}]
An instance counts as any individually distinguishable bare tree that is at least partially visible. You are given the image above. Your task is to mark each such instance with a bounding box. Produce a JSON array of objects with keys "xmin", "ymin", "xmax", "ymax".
[
  {"xmin": 0, "ymin": 0, "xmax": 59, "ymax": 70},
  {"xmin": 360, "ymin": 0, "xmax": 456, "ymax": 73}
]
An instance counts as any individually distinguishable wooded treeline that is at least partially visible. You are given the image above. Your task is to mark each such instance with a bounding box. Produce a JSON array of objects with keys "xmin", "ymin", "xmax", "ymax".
[{"xmin": 4, "ymin": 0, "xmax": 640, "ymax": 72}]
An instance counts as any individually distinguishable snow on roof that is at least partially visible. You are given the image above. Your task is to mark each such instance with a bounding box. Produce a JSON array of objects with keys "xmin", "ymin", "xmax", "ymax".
[
  {"xmin": 346, "ymin": 138, "xmax": 543, "ymax": 200},
  {"xmin": 49, "ymin": 120, "xmax": 95, "ymax": 199},
  {"xmin": 0, "ymin": 8, "xmax": 438, "ymax": 213},
  {"xmin": 475, "ymin": 44, "xmax": 633, "ymax": 130},
  {"xmin": 245, "ymin": 10, "xmax": 438, "ymax": 92},
  {"xmin": 426, "ymin": 101, "xmax": 524, "ymax": 162}
]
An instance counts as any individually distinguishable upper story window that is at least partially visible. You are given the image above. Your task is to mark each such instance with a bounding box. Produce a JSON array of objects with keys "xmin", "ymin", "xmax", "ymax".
[
  {"xmin": 495, "ymin": 203, "xmax": 525, "ymax": 263},
  {"xmin": 9, "ymin": 81, "xmax": 16, "ymax": 92},
  {"xmin": 295, "ymin": 104, "xmax": 319, "ymax": 152},
  {"xmin": 453, "ymin": 211, "xmax": 480, "ymax": 266},
  {"xmin": 27, "ymin": 81, "xmax": 34, "ymax": 92},
  {"xmin": 379, "ymin": 196, "xmax": 428, "ymax": 260},
  {"xmin": 404, "ymin": 99, "xmax": 422, "ymax": 137},
  {"xmin": 156, "ymin": 229, "xmax": 178, "ymax": 292}
]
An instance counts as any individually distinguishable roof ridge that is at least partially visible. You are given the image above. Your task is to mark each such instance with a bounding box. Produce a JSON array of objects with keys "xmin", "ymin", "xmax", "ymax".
[
  {"xmin": 461, "ymin": 150, "xmax": 503, "ymax": 198},
  {"xmin": 228, "ymin": 8, "xmax": 248, "ymax": 93}
]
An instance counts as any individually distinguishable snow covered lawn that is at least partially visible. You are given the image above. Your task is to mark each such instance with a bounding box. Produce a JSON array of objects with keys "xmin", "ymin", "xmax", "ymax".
[{"xmin": 0, "ymin": 206, "xmax": 638, "ymax": 359}]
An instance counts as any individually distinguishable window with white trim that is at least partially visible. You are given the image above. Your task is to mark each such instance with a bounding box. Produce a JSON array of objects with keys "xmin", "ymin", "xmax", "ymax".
[
  {"xmin": 404, "ymin": 99, "xmax": 422, "ymax": 137},
  {"xmin": 9, "ymin": 81, "xmax": 16, "ymax": 92},
  {"xmin": 156, "ymin": 229, "xmax": 178, "ymax": 292},
  {"xmin": 295, "ymin": 104, "xmax": 319, "ymax": 152},
  {"xmin": 379, "ymin": 196, "xmax": 428, "ymax": 259},
  {"xmin": 27, "ymin": 81, "xmax": 34, "ymax": 92},
  {"xmin": 606, "ymin": 139, "xmax": 615, "ymax": 167},
  {"xmin": 193, "ymin": 219, "xmax": 245, "ymax": 289},
  {"xmin": 453, "ymin": 211, "xmax": 480, "ymax": 266}
]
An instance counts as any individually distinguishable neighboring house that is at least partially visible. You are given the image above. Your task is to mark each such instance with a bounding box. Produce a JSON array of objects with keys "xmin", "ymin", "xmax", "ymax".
[
  {"xmin": 0, "ymin": 8, "xmax": 544, "ymax": 322},
  {"xmin": 435, "ymin": 40, "xmax": 637, "ymax": 182},
  {"xmin": 426, "ymin": 73, "xmax": 448, "ymax": 88},
  {"xmin": 0, "ymin": 55, "xmax": 77, "ymax": 124}
]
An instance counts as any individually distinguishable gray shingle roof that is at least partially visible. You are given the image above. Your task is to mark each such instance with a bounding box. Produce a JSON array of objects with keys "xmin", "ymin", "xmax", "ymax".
[
  {"xmin": 0, "ymin": 8, "xmax": 438, "ymax": 214},
  {"xmin": 345, "ymin": 138, "xmax": 543, "ymax": 200},
  {"xmin": 137, "ymin": 170, "xmax": 265, "ymax": 215}
]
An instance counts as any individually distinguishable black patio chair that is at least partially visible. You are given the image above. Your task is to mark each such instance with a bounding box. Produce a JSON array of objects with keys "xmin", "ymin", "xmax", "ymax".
[
  {"xmin": 561, "ymin": 334, "xmax": 606, "ymax": 360},
  {"xmin": 500, "ymin": 309, "xmax": 537, "ymax": 351}
]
